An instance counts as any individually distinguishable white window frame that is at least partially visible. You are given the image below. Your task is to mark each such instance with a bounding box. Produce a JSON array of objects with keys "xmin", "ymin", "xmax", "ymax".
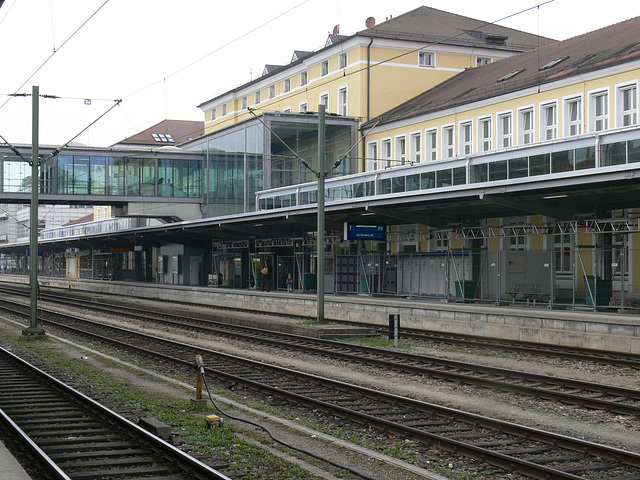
[
  {"xmin": 339, "ymin": 52, "xmax": 347, "ymax": 69},
  {"xmin": 381, "ymin": 138, "xmax": 392, "ymax": 168},
  {"xmin": 459, "ymin": 120, "xmax": 473, "ymax": 155},
  {"xmin": 616, "ymin": 81, "xmax": 638, "ymax": 127},
  {"xmin": 588, "ymin": 88, "xmax": 610, "ymax": 132},
  {"xmin": 476, "ymin": 56, "xmax": 492, "ymax": 66},
  {"xmin": 321, "ymin": 60, "xmax": 329, "ymax": 76},
  {"xmin": 282, "ymin": 107, "xmax": 291, "ymax": 114},
  {"xmin": 284, "ymin": 78, "xmax": 291, "ymax": 92},
  {"xmin": 395, "ymin": 135, "xmax": 406, "ymax": 166},
  {"xmin": 563, "ymin": 94, "xmax": 583, "ymax": 136},
  {"xmin": 540, "ymin": 101, "xmax": 558, "ymax": 140},
  {"xmin": 478, "ymin": 116, "xmax": 492, "ymax": 152},
  {"xmin": 299, "ymin": 101, "xmax": 308, "ymax": 113},
  {"xmin": 269, "ymin": 85, "xmax": 276, "ymax": 99},
  {"xmin": 410, "ymin": 131, "xmax": 421, "ymax": 163},
  {"xmin": 518, "ymin": 106, "xmax": 535, "ymax": 145},
  {"xmin": 221, "ymin": 104, "xmax": 227, "ymax": 116},
  {"xmin": 255, "ymin": 90, "xmax": 261, "ymax": 104},
  {"xmin": 319, "ymin": 92, "xmax": 329, "ymax": 112},
  {"xmin": 367, "ymin": 141, "xmax": 378, "ymax": 171},
  {"xmin": 337, "ymin": 85, "xmax": 348, "ymax": 116},
  {"xmin": 211, "ymin": 108, "xmax": 217, "ymax": 121},
  {"xmin": 241, "ymin": 96, "xmax": 248, "ymax": 110},
  {"xmin": 497, "ymin": 110, "xmax": 513, "ymax": 148},
  {"xmin": 442, "ymin": 124, "xmax": 455, "ymax": 159},
  {"xmin": 300, "ymin": 71, "xmax": 308, "ymax": 86},
  {"xmin": 418, "ymin": 51, "xmax": 435, "ymax": 68},
  {"xmin": 426, "ymin": 128, "xmax": 438, "ymax": 162}
]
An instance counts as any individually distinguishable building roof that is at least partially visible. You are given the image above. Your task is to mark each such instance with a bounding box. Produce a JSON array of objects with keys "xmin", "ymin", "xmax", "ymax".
[
  {"xmin": 63, "ymin": 213, "xmax": 94, "ymax": 226},
  {"xmin": 113, "ymin": 119, "xmax": 204, "ymax": 147},
  {"xmin": 357, "ymin": 6, "xmax": 554, "ymax": 51},
  {"xmin": 198, "ymin": 6, "xmax": 554, "ymax": 108},
  {"xmin": 366, "ymin": 16, "xmax": 640, "ymax": 128}
]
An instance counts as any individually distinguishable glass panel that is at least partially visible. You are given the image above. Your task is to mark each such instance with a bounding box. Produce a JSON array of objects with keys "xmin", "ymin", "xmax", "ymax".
[
  {"xmin": 489, "ymin": 160, "xmax": 507, "ymax": 181},
  {"xmin": 108, "ymin": 157, "xmax": 125, "ymax": 195},
  {"xmin": 124, "ymin": 157, "xmax": 139, "ymax": 196},
  {"xmin": 58, "ymin": 155, "xmax": 73, "ymax": 194},
  {"xmin": 392, "ymin": 176, "xmax": 405, "ymax": 193},
  {"xmin": 406, "ymin": 174, "xmax": 420, "ymax": 191},
  {"xmin": 600, "ymin": 141, "xmax": 626, "ymax": 166},
  {"xmin": 628, "ymin": 139, "xmax": 640, "ymax": 163},
  {"xmin": 508, "ymin": 157, "xmax": 528, "ymax": 179},
  {"xmin": 139, "ymin": 158, "xmax": 156, "ymax": 196},
  {"xmin": 90, "ymin": 156, "xmax": 106, "ymax": 195},
  {"xmin": 436, "ymin": 169, "xmax": 452, "ymax": 187},
  {"xmin": 551, "ymin": 150, "xmax": 574, "ymax": 173},
  {"xmin": 73, "ymin": 156, "xmax": 90, "ymax": 194},
  {"xmin": 529, "ymin": 153, "xmax": 550, "ymax": 176},
  {"xmin": 189, "ymin": 159, "xmax": 202, "ymax": 197},
  {"xmin": 575, "ymin": 146, "xmax": 595, "ymax": 170},
  {"xmin": 158, "ymin": 158, "xmax": 174, "ymax": 196},
  {"xmin": 470, "ymin": 163, "xmax": 487, "ymax": 183},
  {"xmin": 452, "ymin": 166, "xmax": 466, "ymax": 185},
  {"xmin": 421, "ymin": 171, "xmax": 435, "ymax": 189},
  {"xmin": 379, "ymin": 178, "xmax": 391, "ymax": 194}
]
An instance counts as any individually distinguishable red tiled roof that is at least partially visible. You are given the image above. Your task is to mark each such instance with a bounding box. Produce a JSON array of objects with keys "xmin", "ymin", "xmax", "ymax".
[{"xmin": 114, "ymin": 119, "xmax": 204, "ymax": 147}]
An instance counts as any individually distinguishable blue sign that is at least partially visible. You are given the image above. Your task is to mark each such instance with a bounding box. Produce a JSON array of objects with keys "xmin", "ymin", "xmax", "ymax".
[{"xmin": 345, "ymin": 223, "xmax": 386, "ymax": 241}]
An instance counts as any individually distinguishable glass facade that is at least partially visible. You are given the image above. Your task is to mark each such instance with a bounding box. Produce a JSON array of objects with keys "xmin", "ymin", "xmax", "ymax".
[
  {"xmin": 183, "ymin": 113, "xmax": 357, "ymax": 217},
  {"xmin": 0, "ymin": 113, "xmax": 357, "ymax": 219}
]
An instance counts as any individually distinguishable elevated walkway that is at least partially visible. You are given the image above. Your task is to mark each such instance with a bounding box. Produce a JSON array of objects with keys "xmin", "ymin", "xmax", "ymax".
[{"xmin": 6, "ymin": 275, "xmax": 640, "ymax": 355}]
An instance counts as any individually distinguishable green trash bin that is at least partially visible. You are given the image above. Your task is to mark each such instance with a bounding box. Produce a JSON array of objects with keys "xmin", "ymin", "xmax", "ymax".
[
  {"xmin": 584, "ymin": 276, "xmax": 612, "ymax": 306},
  {"xmin": 303, "ymin": 273, "xmax": 317, "ymax": 291},
  {"xmin": 455, "ymin": 280, "xmax": 477, "ymax": 299}
]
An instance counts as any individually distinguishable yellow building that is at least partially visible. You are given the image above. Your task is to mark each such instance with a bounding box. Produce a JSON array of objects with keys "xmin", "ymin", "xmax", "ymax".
[
  {"xmin": 357, "ymin": 16, "xmax": 640, "ymax": 304},
  {"xmin": 198, "ymin": 6, "xmax": 552, "ymax": 149}
]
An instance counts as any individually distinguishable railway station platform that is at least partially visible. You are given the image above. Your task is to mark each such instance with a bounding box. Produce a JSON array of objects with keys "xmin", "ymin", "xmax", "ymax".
[
  {"xmin": 4, "ymin": 275, "xmax": 640, "ymax": 355},
  {"xmin": 0, "ymin": 440, "xmax": 31, "ymax": 480}
]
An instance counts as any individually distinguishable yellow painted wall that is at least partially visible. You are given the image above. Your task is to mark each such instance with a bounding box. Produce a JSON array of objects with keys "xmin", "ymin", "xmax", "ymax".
[{"xmin": 202, "ymin": 43, "xmax": 502, "ymax": 135}]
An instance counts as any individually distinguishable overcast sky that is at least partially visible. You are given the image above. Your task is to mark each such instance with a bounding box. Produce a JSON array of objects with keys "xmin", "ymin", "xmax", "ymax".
[{"xmin": 0, "ymin": 0, "xmax": 638, "ymax": 148}]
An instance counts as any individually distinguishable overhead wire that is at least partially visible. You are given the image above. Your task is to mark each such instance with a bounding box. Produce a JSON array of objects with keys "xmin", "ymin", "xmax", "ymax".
[{"xmin": 0, "ymin": 0, "xmax": 110, "ymax": 114}]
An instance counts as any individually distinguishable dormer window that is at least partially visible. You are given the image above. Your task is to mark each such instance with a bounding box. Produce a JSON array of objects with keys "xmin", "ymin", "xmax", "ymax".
[
  {"xmin": 152, "ymin": 133, "xmax": 174, "ymax": 143},
  {"xmin": 539, "ymin": 56, "xmax": 570, "ymax": 71},
  {"xmin": 419, "ymin": 51, "xmax": 434, "ymax": 67},
  {"xmin": 497, "ymin": 68, "xmax": 525, "ymax": 83}
]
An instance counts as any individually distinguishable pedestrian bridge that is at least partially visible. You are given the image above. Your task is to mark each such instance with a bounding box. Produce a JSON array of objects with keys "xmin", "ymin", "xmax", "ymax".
[{"xmin": 0, "ymin": 144, "xmax": 206, "ymax": 221}]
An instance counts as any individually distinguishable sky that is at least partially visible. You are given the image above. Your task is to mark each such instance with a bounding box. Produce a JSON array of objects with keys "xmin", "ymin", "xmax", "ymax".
[{"xmin": 0, "ymin": 0, "xmax": 638, "ymax": 148}]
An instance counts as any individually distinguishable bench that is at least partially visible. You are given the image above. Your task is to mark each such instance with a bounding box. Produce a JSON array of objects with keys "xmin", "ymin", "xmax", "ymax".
[{"xmin": 506, "ymin": 283, "xmax": 548, "ymax": 305}]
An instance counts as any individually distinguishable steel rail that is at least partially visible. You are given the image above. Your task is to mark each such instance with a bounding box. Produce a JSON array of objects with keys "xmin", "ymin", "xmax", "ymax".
[
  {"xmin": 7, "ymin": 290, "xmax": 640, "ymax": 417},
  {"xmin": 4, "ymin": 302, "xmax": 640, "ymax": 480},
  {"xmin": 0, "ymin": 346, "xmax": 232, "ymax": 480}
]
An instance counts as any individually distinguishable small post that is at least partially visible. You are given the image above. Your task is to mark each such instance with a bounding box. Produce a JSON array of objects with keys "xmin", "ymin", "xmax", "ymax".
[
  {"xmin": 388, "ymin": 314, "xmax": 399, "ymax": 347},
  {"xmin": 191, "ymin": 355, "xmax": 207, "ymax": 405}
]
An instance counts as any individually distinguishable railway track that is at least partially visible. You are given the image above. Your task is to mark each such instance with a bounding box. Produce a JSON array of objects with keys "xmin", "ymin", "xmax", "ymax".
[
  {"xmin": 2, "ymin": 298, "xmax": 640, "ymax": 479},
  {"xmin": 0, "ymin": 346, "xmax": 231, "ymax": 480},
  {"xmin": 3, "ymin": 281, "xmax": 639, "ymax": 369},
  {"xmin": 5, "ymin": 288, "xmax": 640, "ymax": 418}
]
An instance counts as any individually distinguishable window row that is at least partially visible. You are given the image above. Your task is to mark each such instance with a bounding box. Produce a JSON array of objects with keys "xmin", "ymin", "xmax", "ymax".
[
  {"xmin": 210, "ymin": 52, "xmax": 350, "ymax": 121},
  {"xmin": 366, "ymin": 82, "xmax": 639, "ymax": 169},
  {"xmin": 261, "ymin": 137, "xmax": 640, "ymax": 210}
]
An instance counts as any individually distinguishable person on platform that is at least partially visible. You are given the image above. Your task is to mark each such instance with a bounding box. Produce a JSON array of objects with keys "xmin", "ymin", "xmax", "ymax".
[
  {"xmin": 286, "ymin": 273, "xmax": 293, "ymax": 293},
  {"xmin": 261, "ymin": 259, "xmax": 271, "ymax": 292}
]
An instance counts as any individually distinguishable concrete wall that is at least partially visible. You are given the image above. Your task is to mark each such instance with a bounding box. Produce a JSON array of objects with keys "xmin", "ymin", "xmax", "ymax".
[{"xmin": 7, "ymin": 274, "xmax": 640, "ymax": 355}]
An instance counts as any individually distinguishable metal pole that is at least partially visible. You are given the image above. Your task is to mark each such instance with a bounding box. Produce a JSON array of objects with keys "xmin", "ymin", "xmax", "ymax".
[
  {"xmin": 317, "ymin": 104, "xmax": 326, "ymax": 323},
  {"xmin": 24, "ymin": 85, "xmax": 45, "ymax": 337}
]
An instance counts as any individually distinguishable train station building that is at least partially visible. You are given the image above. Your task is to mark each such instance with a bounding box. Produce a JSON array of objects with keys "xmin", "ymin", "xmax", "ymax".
[{"xmin": 1, "ymin": 7, "xmax": 640, "ymax": 309}]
